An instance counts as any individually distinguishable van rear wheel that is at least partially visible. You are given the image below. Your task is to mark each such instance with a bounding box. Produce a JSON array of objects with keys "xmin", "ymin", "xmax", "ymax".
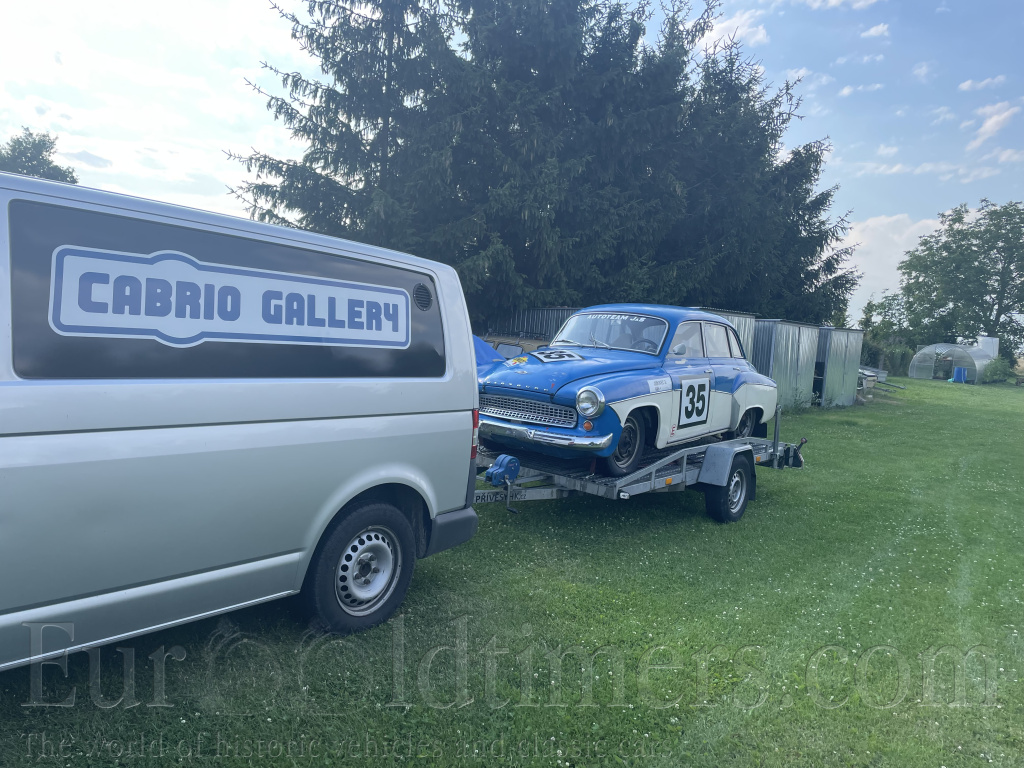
[{"xmin": 303, "ymin": 502, "xmax": 415, "ymax": 633}]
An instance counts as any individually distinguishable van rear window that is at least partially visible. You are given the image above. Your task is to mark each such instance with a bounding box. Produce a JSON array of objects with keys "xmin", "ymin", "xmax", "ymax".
[{"xmin": 9, "ymin": 200, "xmax": 446, "ymax": 379}]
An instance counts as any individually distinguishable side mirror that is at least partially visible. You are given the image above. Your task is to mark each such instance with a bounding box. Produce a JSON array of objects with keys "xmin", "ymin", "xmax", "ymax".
[{"xmin": 670, "ymin": 343, "xmax": 687, "ymax": 356}]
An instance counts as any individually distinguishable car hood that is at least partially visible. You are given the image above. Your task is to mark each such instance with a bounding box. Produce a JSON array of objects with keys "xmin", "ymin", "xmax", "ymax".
[{"xmin": 479, "ymin": 347, "xmax": 662, "ymax": 395}]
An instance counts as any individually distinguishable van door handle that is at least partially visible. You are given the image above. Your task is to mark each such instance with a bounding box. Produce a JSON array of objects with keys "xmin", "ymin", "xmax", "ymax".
[{"xmin": 704, "ymin": 369, "xmax": 712, "ymax": 374}]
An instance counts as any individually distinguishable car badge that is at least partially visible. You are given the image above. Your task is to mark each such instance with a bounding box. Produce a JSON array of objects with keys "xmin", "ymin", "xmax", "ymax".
[{"xmin": 516, "ymin": 370, "xmax": 528, "ymax": 375}]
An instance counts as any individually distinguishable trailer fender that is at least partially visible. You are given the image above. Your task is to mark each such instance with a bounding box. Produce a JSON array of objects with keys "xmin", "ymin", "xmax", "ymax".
[{"xmin": 697, "ymin": 444, "xmax": 756, "ymax": 501}]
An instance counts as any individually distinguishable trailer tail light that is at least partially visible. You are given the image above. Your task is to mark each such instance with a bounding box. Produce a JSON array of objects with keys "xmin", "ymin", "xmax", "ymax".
[{"xmin": 471, "ymin": 409, "xmax": 479, "ymax": 460}]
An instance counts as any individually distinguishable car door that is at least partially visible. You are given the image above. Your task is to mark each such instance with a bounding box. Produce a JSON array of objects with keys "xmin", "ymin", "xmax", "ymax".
[
  {"xmin": 703, "ymin": 322, "xmax": 737, "ymax": 433},
  {"xmin": 664, "ymin": 321, "xmax": 715, "ymax": 443}
]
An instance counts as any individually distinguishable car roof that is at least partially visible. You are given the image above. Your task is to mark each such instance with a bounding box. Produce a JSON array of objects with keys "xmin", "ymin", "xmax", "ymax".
[{"xmin": 573, "ymin": 304, "xmax": 737, "ymax": 328}]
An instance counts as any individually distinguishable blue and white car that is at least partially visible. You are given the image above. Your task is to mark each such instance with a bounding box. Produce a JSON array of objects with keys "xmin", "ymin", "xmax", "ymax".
[{"xmin": 477, "ymin": 305, "xmax": 778, "ymax": 476}]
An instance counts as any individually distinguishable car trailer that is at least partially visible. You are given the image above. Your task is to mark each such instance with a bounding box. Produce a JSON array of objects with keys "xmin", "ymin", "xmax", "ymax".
[{"xmin": 474, "ymin": 407, "xmax": 806, "ymax": 523}]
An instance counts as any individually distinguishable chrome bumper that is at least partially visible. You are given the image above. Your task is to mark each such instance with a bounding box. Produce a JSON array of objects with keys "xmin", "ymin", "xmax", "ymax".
[{"xmin": 479, "ymin": 415, "xmax": 613, "ymax": 451}]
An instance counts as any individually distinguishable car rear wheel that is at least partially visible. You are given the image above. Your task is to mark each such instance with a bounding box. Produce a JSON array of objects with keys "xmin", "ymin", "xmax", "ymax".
[
  {"xmin": 727, "ymin": 409, "xmax": 757, "ymax": 440},
  {"xmin": 601, "ymin": 413, "xmax": 645, "ymax": 476}
]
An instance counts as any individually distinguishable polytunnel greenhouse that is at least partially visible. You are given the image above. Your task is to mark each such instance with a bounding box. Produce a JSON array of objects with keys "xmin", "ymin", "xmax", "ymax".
[{"xmin": 908, "ymin": 343, "xmax": 994, "ymax": 384}]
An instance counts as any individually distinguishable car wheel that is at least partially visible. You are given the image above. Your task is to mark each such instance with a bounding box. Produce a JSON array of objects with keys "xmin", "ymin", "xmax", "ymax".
[
  {"xmin": 704, "ymin": 454, "xmax": 753, "ymax": 523},
  {"xmin": 302, "ymin": 502, "xmax": 416, "ymax": 633},
  {"xmin": 601, "ymin": 413, "xmax": 646, "ymax": 476},
  {"xmin": 727, "ymin": 410, "xmax": 757, "ymax": 440}
]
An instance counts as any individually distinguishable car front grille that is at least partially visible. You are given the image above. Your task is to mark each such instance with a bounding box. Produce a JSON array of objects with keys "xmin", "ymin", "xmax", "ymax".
[{"xmin": 479, "ymin": 394, "xmax": 577, "ymax": 428}]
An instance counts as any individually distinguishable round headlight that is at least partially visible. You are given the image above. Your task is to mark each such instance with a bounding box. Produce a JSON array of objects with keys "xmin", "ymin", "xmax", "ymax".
[{"xmin": 576, "ymin": 387, "xmax": 605, "ymax": 417}]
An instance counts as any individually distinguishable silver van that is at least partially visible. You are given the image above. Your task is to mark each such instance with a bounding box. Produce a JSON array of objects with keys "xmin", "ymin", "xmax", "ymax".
[{"xmin": 0, "ymin": 173, "xmax": 479, "ymax": 671}]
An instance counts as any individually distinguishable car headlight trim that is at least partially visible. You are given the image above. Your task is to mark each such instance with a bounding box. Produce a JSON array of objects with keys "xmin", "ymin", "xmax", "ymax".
[{"xmin": 576, "ymin": 386, "xmax": 605, "ymax": 417}]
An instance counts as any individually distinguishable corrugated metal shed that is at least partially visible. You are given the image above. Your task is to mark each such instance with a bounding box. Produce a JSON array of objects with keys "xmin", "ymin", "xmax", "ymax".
[
  {"xmin": 489, "ymin": 307, "xmax": 580, "ymax": 340},
  {"xmin": 815, "ymin": 327, "xmax": 865, "ymax": 407},
  {"xmin": 699, "ymin": 308, "xmax": 756, "ymax": 358},
  {"xmin": 752, "ymin": 320, "xmax": 820, "ymax": 409}
]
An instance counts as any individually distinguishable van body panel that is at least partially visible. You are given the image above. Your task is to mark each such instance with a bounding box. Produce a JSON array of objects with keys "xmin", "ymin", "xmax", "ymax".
[{"xmin": 0, "ymin": 173, "xmax": 478, "ymax": 670}]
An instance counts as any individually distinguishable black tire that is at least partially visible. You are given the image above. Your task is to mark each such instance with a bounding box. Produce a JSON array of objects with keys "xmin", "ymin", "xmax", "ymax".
[
  {"xmin": 704, "ymin": 454, "xmax": 753, "ymax": 523},
  {"xmin": 726, "ymin": 409, "xmax": 758, "ymax": 440},
  {"xmin": 302, "ymin": 502, "xmax": 415, "ymax": 633},
  {"xmin": 601, "ymin": 412, "xmax": 646, "ymax": 476}
]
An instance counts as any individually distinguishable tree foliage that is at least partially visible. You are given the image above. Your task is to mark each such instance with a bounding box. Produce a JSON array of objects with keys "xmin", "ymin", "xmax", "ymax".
[
  {"xmin": 235, "ymin": 0, "xmax": 857, "ymax": 328},
  {"xmin": 858, "ymin": 291, "xmax": 915, "ymax": 374},
  {"xmin": 899, "ymin": 200, "xmax": 1024, "ymax": 357},
  {"xmin": 0, "ymin": 128, "xmax": 78, "ymax": 184}
]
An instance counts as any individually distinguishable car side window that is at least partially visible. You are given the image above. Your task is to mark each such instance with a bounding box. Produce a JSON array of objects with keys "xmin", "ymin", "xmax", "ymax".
[
  {"xmin": 667, "ymin": 322, "xmax": 704, "ymax": 358},
  {"xmin": 704, "ymin": 323, "xmax": 731, "ymax": 357},
  {"xmin": 727, "ymin": 328, "xmax": 745, "ymax": 358}
]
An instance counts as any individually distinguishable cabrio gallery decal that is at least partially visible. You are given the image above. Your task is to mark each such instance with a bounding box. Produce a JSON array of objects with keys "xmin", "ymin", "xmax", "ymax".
[
  {"xmin": 48, "ymin": 246, "xmax": 411, "ymax": 348},
  {"xmin": 530, "ymin": 349, "xmax": 586, "ymax": 363}
]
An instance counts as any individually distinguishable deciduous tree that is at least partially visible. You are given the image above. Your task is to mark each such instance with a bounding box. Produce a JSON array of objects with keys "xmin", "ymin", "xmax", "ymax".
[
  {"xmin": 900, "ymin": 200, "xmax": 1024, "ymax": 356},
  {"xmin": 0, "ymin": 128, "xmax": 78, "ymax": 184}
]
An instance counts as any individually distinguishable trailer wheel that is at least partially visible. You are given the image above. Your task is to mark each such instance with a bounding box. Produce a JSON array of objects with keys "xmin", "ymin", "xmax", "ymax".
[
  {"xmin": 704, "ymin": 454, "xmax": 753, "ymax": 523},
  {"xmin": 302, "ymin": 502, "xmax": 416, "ymax": 633}
]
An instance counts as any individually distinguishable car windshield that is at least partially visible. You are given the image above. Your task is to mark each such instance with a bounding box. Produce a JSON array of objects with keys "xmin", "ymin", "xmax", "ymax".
[{"xmin": 551, "ymin": 312, "xmax": 669, "ymax": 355}]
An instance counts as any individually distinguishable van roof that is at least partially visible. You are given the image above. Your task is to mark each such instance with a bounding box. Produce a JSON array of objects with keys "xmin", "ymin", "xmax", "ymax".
[{"xmin": 0, "ymin": 171, "xmax": 453, "ymax": 275}]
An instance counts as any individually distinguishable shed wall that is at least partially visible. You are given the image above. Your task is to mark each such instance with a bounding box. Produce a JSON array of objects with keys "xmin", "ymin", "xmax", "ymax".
[
  {"xmin": 818, "ymin": 328, "xmax": 863, "ymax": 407},
  {"xmin": 774, "ymin": 323, "xmax": 819, "ymax": 409}
]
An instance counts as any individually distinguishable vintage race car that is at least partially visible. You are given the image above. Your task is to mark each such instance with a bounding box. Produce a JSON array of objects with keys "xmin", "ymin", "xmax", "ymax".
[{"xmin": 477, "ymin": 304, "xmax": 779, "ymax": 476}]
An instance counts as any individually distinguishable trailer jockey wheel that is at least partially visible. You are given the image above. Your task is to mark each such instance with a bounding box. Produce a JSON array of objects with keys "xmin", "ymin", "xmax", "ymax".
[{"xmin": 704, "ymin": 454, "xmax": 753, "ymax": 523}]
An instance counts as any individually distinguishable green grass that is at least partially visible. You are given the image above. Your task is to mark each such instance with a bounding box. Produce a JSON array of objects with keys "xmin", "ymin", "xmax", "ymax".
[{"xmin": 3, "ymin": 379, "xmax": 1024, "ymax": 767}]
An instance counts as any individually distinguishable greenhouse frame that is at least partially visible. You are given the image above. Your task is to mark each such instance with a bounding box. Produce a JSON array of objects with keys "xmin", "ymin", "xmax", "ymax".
[
  {"xmin": 908, "ymin": 343, "xmax": 994, "ymax": 384},
  {"xmin": 751, "ymin": 320, "xmax": 820, "ymax": 409},
  {"xmin": 814, "ymin": 327, "xmax": 865, "ymax": 407}
]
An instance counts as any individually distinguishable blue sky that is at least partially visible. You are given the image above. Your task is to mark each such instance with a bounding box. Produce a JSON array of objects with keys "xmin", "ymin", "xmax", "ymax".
[{"xmin": 1, "ymin": 0, "xmax": 1021, "ymax": 316}]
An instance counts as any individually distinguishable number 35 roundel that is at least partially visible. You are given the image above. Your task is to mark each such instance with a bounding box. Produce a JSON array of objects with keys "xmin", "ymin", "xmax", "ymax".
[
  {"xmin": 679, "ymin": 377, "xmax": 710, "ymax": 427},
  {"xmin": 530, "ymin": 350, "xmax": 586, "ymax": 363}
]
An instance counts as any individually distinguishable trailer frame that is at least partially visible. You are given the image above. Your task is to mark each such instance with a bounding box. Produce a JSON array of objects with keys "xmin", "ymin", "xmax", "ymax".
[{"xmin": 474, "ymin": 406, "xmax": 806, "ymax": 519}]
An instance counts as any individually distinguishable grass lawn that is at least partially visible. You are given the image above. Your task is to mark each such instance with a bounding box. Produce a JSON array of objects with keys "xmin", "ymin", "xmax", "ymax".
[{"xmin": 2, "ymin": 379, "xmax": 1023, "ymax": 767}]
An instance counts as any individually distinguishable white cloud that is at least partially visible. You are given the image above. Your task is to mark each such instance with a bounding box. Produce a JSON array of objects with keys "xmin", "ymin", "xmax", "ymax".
[
  {"xmin": 959, "ymin": 120, "xmax": 976, "ymax": 130},
  {"xmin": 786, "ymin": 68, "xmax": 835, "ymax": 91},
  {"xmin": 958, "ymin": 166, "xmax": 1001, "ymax": 183},
  {"xmin": 861, "ymin": 23, "xmax": 890, "ymax": 38},
  {"xmin": 912, "ymin": 62, "xmax": 933, "ymax": 83},
  {"xmin": 958, "ymin": 76, "xmax": 1007, "ymax": 91},
  {"xmin": 836, "ymin": 53, "xmax": 885, "ymax": 65},
  {"xmin": 855, "ymin": 162, "xmax": 909, "ymax": 175},
  {"xmin": 930, "ymin": 106, "xmax": 956, "ymax": 124},
  {"xmin": 854, "ymin": 159, "xmax": 1002, "ymax": 184},
  {"xmin": 844, "ymin": 214, "xmax": 939, "ymax": 316},
  {"xmin": 0, "ymin": 0, "xmax": 315, "ymax": 216},
  {"xmin": 700, "ymin": 10, "xmax": 770, "ymax": 50},
  {"xmin": 877, "ymin": 144, "xmax": 898, "ymax": 157},
  {"xmin": 967, "ymin": 102, "xmax": 1021, "ymax": 150},
  {"xmin": 982, "ymin": 147, "xmax": 1024, "ymax": 163},
  {"xmin": 838, "ymin": 83, "xmax": 884, "ymax": 96},
  {"xmin": 797, "ymin": 0, "xmax": 883, "ymax": 8}
]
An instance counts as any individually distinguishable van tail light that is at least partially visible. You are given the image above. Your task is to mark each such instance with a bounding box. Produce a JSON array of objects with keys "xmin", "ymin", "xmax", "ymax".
[{"xmin": 471, "ymin": 409, "xmax": 479, "ymax": 460}]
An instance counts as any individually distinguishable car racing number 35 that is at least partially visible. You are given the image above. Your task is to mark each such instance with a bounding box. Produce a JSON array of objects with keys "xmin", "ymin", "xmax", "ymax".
[{"xmin": 679, "ymin": 377, "xmax": 710, "ymax": 427}]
